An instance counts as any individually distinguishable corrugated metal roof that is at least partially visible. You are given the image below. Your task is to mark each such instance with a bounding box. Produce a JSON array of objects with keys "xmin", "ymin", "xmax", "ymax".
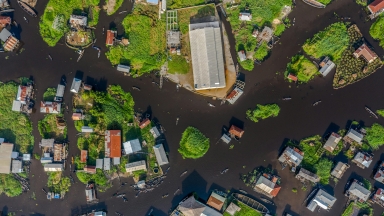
[
  {"xmin": 0, "ymin": 143, "xmax": 13, "ymax": 174},
  {"xmin": 0, "ymin": 28, "xmax": 11, "ymax": 42},
  {"xmin": 12, "ymin": 100, "xmax": 21, "ymax": 112},
  {"xmin": 104, "ymin": 130, "xmax": 121, "ymax": 158},
  {"xmin": 44, "ymin": 163, "xmax": 63, "ymax": 171},
  {"xmin": 11, "ymin": 160, "xmax": 22, "ymax": 173},
  {"xmin": 96, "ymin": 159, "xmax": 103, "ymax": 169},
  {"xmin": 150, "ymin": 127, "xmax": 161, "ymax": 138},
  {"xmin": 256, "ymin": 176, "xmax": 275, "ymax": 193},
  {"xmin": 153, "ymin": 144, "xmax": 169, "ymax": 166},
  {"xmin": 348, "ymin": 181, "xmax": 371, "ymax": 201},
  {"xmin": 125, "ymin": 160, "xmax": 146, "ymax": 172},
  {"xmin": 56, "ymin": 84, "xmax": 65, "ymax": 97},
  {"xmin": 70, "ymin": 78, "xmax": 82, "ymax": 93},
  {"xmin": 104, "ymin": 158, "xmax": 110, "ymax": 170},
  {"xmin": 41, "ymin": 139, "xmax": 54, "ymax": 148},
  {"xmin": 123, "ymin": 139, "xmax": 141, "ymax": 154}
]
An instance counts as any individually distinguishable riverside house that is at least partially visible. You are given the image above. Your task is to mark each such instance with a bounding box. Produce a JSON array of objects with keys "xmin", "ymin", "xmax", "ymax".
[
  {"xmin": 173, "ymin": 195, "xmax": 222, "ymax": 216},
  {"xmin": 345, "ymin": 180, "xmax": 371, "ymax": 202},
  {"xmin": 239, "ymin": 12, "xmax": 252, "ymax": 21},
  {"xmin": 206, "ymin": 191, "xmax": 226, "ymax": 211},
  {"xmin": 307, "ymin": 189, "xmax": 336, "ymax": 212},
  {"xmin": 331, "ymin": 162, "xmax": 349, "ymax": 179},
  {"xmin": 343, "ymin": 128, "xmax": 364, "ymax": 144},
  {"xmin": 238, "ymin": 50, "xmax": 247, "ymax": 62},
  {"xmin": 323, "ymin": 132, "xmax": 341, "ymax": 153},
  {"xmin": 319, "ymin": 57, "xmax": 335, "ymax": 77},
  {"xmin": 352, "ymin": 152, "xmax": 373, "ymax": 169},
  {"xmin": 368, "ymin": 0, "xmax": 384, "ymax": 18},
  {"xmin": 371, "ymin": 188, "xmax": 384, "ymax": 207},
  {"xmin": 296, "ymin": 168, "xmax": 320, "ymax": 184},
  {"xmin": 374, "ymin": 162, "xmax": 384, "ymax": 183},
  {"xmin": 353, "ymin": 44, "xmax": 378, "ymax": 63},
  {"xmin": 278, "ymin": 147, "xmax": 304, "ymax": 170},
  {"xmin": 254, "ymin": 173, "xmax": 281, "ymax": 198}
]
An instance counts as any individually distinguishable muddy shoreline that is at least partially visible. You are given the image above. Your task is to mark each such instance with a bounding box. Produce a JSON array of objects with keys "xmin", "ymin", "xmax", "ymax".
[{"xmin": 2, "ymin": 0, "xmax": 384, "ymax": 215}]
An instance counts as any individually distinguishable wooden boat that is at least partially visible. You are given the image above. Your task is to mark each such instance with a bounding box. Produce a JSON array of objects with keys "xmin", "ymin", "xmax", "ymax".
[
  {"xmin": 313, "ymin": 100, "xmax": 321, "ymax": 106},
  {"xmin": 238, "ymin": 189, "xmax": 248, "ymax": 194},
  {"xmin": 232, "ymin": 193, "xmax": 270, "ymax": 214},
  {"xmin": 260, "ymin": 197, "xmax": 274, "ymax": 205},
  {"xmin": 220, "ymin": 168, "xmax": 228, "ymax": 174},
  {"xmin": 132, "ymin": 86, "xmax": 140, "ymax": 91},
  {"xmin": 77, "ymin": 49, "xmax": 84, "ymax": 62},
  {"xmin": 365, "ymin": 106, "xmax": 378, "ymax": 119},
  {"xmin": 208, "ymin": 102, "xmax": 215, "ymax": 107},
  {"xmin": 282, "ymin": 97, "xmax": 291, "ymax": 101},
  {"xmin": 173, "ymin": 188, "xmax": 180, "ymax": 195},
  {"xmin": 48, "ymin": 54, "xmax": 52, "ymax": 61},
  {"xmin": 17, "ymin": 0, "xmax": 37, "ymax": 17},
  {"xmin": 180, "ymin": 170, "xmax": 187, "ymax": 177}
]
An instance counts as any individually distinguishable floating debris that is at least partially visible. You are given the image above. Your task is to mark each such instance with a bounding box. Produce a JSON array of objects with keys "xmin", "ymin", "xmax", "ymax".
[
  {"xmin": 220, "ymin": 168, "xmax": 228, "ymax": 174},
  {"xmin": 282, "ymin": 97, "xmax": 291, "ymax": 101},
  {"xmin": 48, "ymin": 54, "xmax": 52, "ymax": 61},
  {"xmin": 208, "ymin": 102, "xmax": 215, "ymax": 107},
  {"xmin": 312, "ymin": 100, "xmax": 321, "ymax": 106}
]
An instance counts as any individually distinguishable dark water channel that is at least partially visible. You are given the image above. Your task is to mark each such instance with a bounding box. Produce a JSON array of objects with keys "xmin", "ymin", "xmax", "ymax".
[{"xmin": 1, "ymin": 0, "xmax": 384, "ymax": 215}]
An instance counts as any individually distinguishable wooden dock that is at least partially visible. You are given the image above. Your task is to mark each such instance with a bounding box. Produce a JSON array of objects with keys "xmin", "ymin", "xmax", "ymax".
[{"xmin": 232, "ymin": 193, "xmax": 269, "ymax": 214}]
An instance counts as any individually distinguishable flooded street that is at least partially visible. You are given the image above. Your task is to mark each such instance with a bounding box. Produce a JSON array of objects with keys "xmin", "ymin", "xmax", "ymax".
[{"xmin": 1, "ymin": 0, "xmax": 384, "ymax": 215}]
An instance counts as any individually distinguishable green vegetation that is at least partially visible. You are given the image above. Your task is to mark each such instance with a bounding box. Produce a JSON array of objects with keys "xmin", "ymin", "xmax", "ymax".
[
  {"xmin": 377, "ymin": 109, "xmax": 384, "ymax": 117},
  {"xmin": 168, "ymin": 0, "xmax": 206, "ymax": 9},
  {"xmin": 241, "ymin": 168, "xmax": 258, "ymax": 187},
  {"xmin": 342, "ymin": 203, "xmax": 354, "ymax": 216},
  {"xmin": 299, "ymin": 135, "xmax": 323, "ymax": 168},
  {"xmin": 223, "ymin": 200, "xmax": 263, "ymax": 216},
  {"xmin": 0, "ymin": 174, "xmax": 23, "ymax": 197},
  {"xmin": 106, "ymin": 4, "xmax": 166, "ymax": 76},
  {"xmin": 342, "ymin": 202, "xmax": 373, "ymax": 216},
  {"xmin": 246, "ymin": 104, "xmax": 280, "ymax": 123},
  {"xmin": 38, "ymin": 114, "xmax": 67, "ymax": 142},
  {"xmin": 355, "ymin": 0, "xmax": 367, "ymax": 6},
  {"xmin": 363, "ymin": 178, "xmax": 372, "ymax": 190},
  {"xmin": 302, "ymin": 22, "xmax": 349, "ymax": 62},
  {"xmin": 253, "ymin": 42, "xmax": 269, "ymax": 61},
  {"xmin": 314, "ymin": 158, "xmax": 333, "ymax": 184},
  {"xmin": 178, "ymin": 5, "xmax": 215, "ymax": 34},
  {"xmin": 178, "ymin": 126, "xmax": 209, "ymax": 159},
  {"xmin": 285, "ymin": 55, "xmax": 319, "ymax": 83},
  {"xmin": 274, "ymin": 24, "xmax": 285, "ymax": 37},
  {"xmin": 105, "ymin": 0, "xmax": 124, "ymax": 15},
  {"xmin": 292, "ymin": 188, "xmax": 297, "ymax": 193},
  {"xmin": 47, "ymin": 172, "xmax": 71, "ymax": 194},
  {"xmin": 43, "ymin": 88, "xmax": 57, "ymax": 101},
  {"xmin": 76, "ymin": 169, "xmax": 109, "ymax": 188},
  {"xmin": 39, "ymin": 0, "xmax": 101, "ymax": 46},
  {"xmin": 0, "ymin": 80, "xmax": 34, "ymax": 153},
  {"xmin": 365, "ymin": 123, "xmax": 384, "ymax": 150},
  {"xmin": 168, "ymin": 55, "xmax": 189, "ymax": 74},
  {"xmin": 239, "ymin": 60, "xmax": 254, "ymax": 71},
  {"xmin": 370, "ymin": 16, "xmax": 384, "ymax": 48},
  {"xmin": 317, "ymin": 0, "xmax": 332, "ymax": 5}
]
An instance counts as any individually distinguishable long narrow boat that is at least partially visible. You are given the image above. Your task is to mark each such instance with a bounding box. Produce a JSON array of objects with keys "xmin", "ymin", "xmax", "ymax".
[
  {"xmin": 17, "ymin": 0, "xmax": 37, "ymax": 17},
  {"xmin": 365, "ymin": 106, "xmax": 378, "ymax": 119},
  {"xmin": 232, "ymin": 193, "xmax": 269, "ymax": 214}
]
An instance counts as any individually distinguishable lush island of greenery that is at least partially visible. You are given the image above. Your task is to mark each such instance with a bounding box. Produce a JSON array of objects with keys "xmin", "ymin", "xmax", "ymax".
[
  {"xmin": 178, "ymin": 127, "xmax": 210, "ymax": 159},
  {"xmin": 226, "ymin": 0, "xmax": 292, "ymax": 70},
  {"xmin": 38, "ymin": 114, "xmax": 67, "ymax": 142},
  {"xmin": 365, "ymin": 123, "xmax": 384, "ymax": 150},
  {"xmin": 0, "ymin": 174, "xmax": 23, "ymax": 197},
  {"xmin": 370, "ymin": 16, "xmax": 384, "ymax": 48},
  {"xmin": 168, "ymin": 0, "xmax": 206, "ymax": 9},
  {"xmin": 342, "ymin": 202, "xmax": 373, "ymax": 216},
  {"xmin": 299, "ymin": 135, "xmax": 323, "ymax": 168},
  {"xmin": 106, "ymin": 4, "xmax": 166, "ymax": 76},
  {"xmin": 302, "ymin": 22, "xmax": 349, "ymax": 62},
  {"xmin": 314, "ymin": 158, "xmax": 333, "ymax": 184},
  {"xmin": 43, "ymin": 88, "xmax": 57, "ymax": 101},
  {"xmin": 168, "ymin": 54, "xmax": 189, "ymax": 74},
  {"xmin": 377, "ymin": 109, "xmax": 384, "ymax": 118},
  {"xmin": 246, "ymin": 104, "xmax": 280, "ymax": 123},
  {"xmin": 39, "ymin": 0, "xmax": 100, "ymax": 46},
  {"xmin": 285, "ymin": 55, "xmax": 319, "ymax": 83},
  {"xmin": 47, "ymin": 172, "xmax": 71, "ymax": 196}
]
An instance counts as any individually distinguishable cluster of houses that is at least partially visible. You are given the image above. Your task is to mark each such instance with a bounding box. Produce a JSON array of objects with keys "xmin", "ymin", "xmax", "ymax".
[
  {"xmin": 11, "ymin": 82, "xmax": 34, "ymax": 114},
  {"xmin": 0, "ymin": 140, "xmax": 30, "ymax": 174},
  {"xmin": 39, "ymin": 139, "xmax": 67, "ymax": 172},
  {"xmin": 0, "ymin": 14, "xmax": 21, "ymax": 52}
]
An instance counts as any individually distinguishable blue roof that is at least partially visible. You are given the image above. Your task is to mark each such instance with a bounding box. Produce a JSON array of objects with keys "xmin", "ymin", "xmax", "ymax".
[{"xmin": 147, "ymin": 0, "xmax": 158, "ymax": 4}]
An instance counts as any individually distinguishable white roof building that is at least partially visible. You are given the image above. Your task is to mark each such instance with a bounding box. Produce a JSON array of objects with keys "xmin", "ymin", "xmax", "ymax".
[
  {"xmin": 69, "ymin": 15, "xmax": 87, "ymax": 27},
  {"xmin": 189, "ymin": 21, "xmax": 226, "ymax": 90},
  {"xmin": 81, "ymin": 126, "xmax": 94, "ymax": 133},
  {"xmin": 0, "ymin": 143, "xmax": 13, "ymax": 174},
  {"xmin": 123, "ymin": 139, "xmax": 142, "ymax": 154},
  {"xmin": 150, "ymin": 127, "xmax": 161, "ymax": 139},
  {"xmin": 70, "ymin": 78, "xmax": 82, "ymax": 93},
  {"xmin": 11, "ymin": 100, "xmax": 21, "ymax": 112},
  {"xmin": 344, "ymin": 128, "xmax": 364, "ymax": 144},
  {"xmin": 239, "ymin": 12, "xmax": 252, "ymax": 21},
  {"xmin": 44, "ymin": 163, "xmax": 64, "ymax": 172},
  {"xmin": 11, "ymin": 160, "xmax": 22, "ymax": 173},
  {"xmin": 40, "ymin": 139, "xmax": 55, "ymax": 148},
  {"xmin": 255, "ymin": 176, "xmax": 275, "ymax": 194},
  {"xmin": 104, "ymin": 158, "xmax": 111, "ymax": 170},
  {"xmin": 153, "ymin": 144, "xmax": 169, "ymax": 166},
  {"xmin": 347, "ymin": 180, "xmax": 371, "ymax": 202},
  {"xmin": 307, "ymin": 189, "xmax": 336, "ymax": 212},
  {"xmin": 125, "ymin": 160, "xmax": 147, "ymax": 173},
  {"xmin": 96, "ymin": 159, "xmax": 103, "ymax": 169},
  {"xmin": 56, "ymin": 84, "xmax": 65, "ymax": 98}
]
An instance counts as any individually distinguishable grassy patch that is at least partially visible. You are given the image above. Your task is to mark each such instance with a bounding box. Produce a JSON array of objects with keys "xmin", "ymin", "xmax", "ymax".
[
  {"xmin": 43, "ymin": 88, "xmax": 57, "ymax": 101},
  {"xmin": 76, "ymin": 169, "xmax": 109, "ymax": 188},
  {"xmin": 299, "ymin": 135, "xmax": 323, "ymax": 169},
  {"xmin": 302, "ymin": 22, "xmax": 349, "ymax": 62},
  {"xmin": 274, "ymin": 23, "xmax": 285, "ymax": 36},
  {"xmin": 178, "ymin": 126, "xmax": 209, "ymax": 159},
  {"xmin": 106, "ymin": 0, "xmax": 124, "ymax": 15},
  {"xmin": 223, "ymin": 200, "xmax": 263, "ymax": 216},
  {"xmin": 253, "ymin": 42, "xmax": 269, "ymax": 61},
  {"xmin": 285, "ymin": 55, "xmax": 318, "ymax": 83},
  {"xmin": 317, "ymin": 0, "xmax": 332, "ymax": 5},
  {"xmin": 178, "ymin": 5, "xmax": 215, "ymax": 34},
  {"xmin": 168, "ymin": 0, "xmax": 206, "ymax": 9},
  {"xmin": 39, "ymin": 0, "xmax": 101, "ymax": 46},
  {"xmin": 0, "ymin": 80, "xmax": 34, "ymax": 153},
  {"xmin": 246, "ymin": 104, "xmax": 280, "ymax": 123},
  {"xmin": 0, "ymin": 174, "xmax": 23, "ymax": 197},
  {"xmin": 314, "ymin": 158, "xmax": 333, "ymax": 184},
  {"xmin": 370, "ymin": 16, "xmax": 384, "ymax": 48},
  {"xmin": 38, "ymin": 114, "xmax": 67, "ymax": 142},
  {"xmin": 377, "ymin": 109, "xmax": 384, "ymax": 117},
  {"xmin": 342, "ymin": 202, "xmax": 354, "ymax": 216},
  {"xmin": 240, "ymin": 59, "xmax": 254, "ymax": 71},
  {"xmin": 365, "ymin": 123, "xmax": 384, "ymax": 150},
  {"xmin": 168, "ymin": 54, "xmax": 189, "ymax": 74},
  {"xmin": 47, "ymin": 172, "xmax": 71, "ymax": 194},
  {"xmin": 105, "ymin": 4, "xmax": 166, "ymax": 76}
]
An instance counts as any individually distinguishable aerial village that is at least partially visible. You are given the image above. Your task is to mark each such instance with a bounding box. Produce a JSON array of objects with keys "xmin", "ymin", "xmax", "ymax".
[{"xmin": 3, "ymin": 0, "xmax": 384, "ymax": 215}]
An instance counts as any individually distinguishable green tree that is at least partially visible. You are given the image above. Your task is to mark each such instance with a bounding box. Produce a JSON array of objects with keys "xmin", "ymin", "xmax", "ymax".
[
  {"xmin": 314, "ymin": 158, "xmax": 333, "ymax": 184},
  {"xmin": 246, "ymin": 104, "xmax": 280, "ymax": 123},
  {"xmin": 178, "ymin": 127, "xmax": 210, "ymax": 159},
  {"xmin": 365, "ymin": 123, "xmax": 384, "ymax": 149}
]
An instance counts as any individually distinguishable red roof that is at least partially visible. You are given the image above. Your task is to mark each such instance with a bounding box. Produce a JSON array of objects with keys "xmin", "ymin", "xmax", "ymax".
[
  {"xmin": 0, "ymin": 16, "xmax": 11, "ymax": 26},
  {"xmin": 353, "ymin": 44, "xmax": 378, "ymax": 63},
  {"xmin": 106, "ymin": 30, "xmax": 115, "ymax": 46},
  {"xmin": 369, "ymin": 0, "xmax": 384, "ymax": 13},
  {"xmin": 4, "ymin": 36, "xmax": 19, "ymax": 51},
  {"xmin": 229, "ymin": 125, "xmax": 244, "ymax": 138},
  {"xmin": 139, "ymin": 118, "xmax": 151, "ymax": 129},
  {"xmin": 105, "ymin": 130, "xmax": 121, "ymax": 158},
  {"xmin": 84, "ymin": 165, "xmax": 96, "ymax": 174},
  {"xmin": 270, "ymin": 185, "xmax": 281, "ymax": 197},
  {"xmin": 81, "ymin": 150, "xmax": 87, "ymax": 162},
  {"xmin": 287, "ymin": 73, "xmax": 298, "ymax": 82},
  {"xmin": 72, "ymin": 113, "xmax": 82, "ymax": 120},
  {"xmin": 226, "ymin": 89, "xmax": 237, "ymax": 99}
]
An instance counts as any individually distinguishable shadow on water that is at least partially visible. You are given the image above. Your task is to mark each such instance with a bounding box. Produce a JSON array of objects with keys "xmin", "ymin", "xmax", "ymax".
[
  {"xmin": 85, "ymin": 76, "xmax": 108, "ymax": 91},
  {"xmin": 228, "ymin": 117, "xmax": 244, "ymax": 129},
  {"xmin": 146, "ymin": 206, "xmax": 167, "ymax": 216},
  {"xmin": 75, "ymin": 71, "xmax": 84, "ymax": 81},
  {"xmin": 71, "ymin": 202, "xmax": 107, "ymax": 215},
  {"xmin": 283, "ymin": 204, "xmax": 299, "ymax": 216},
  {"xmin": 322, "ymin": 122, "xmax": 340, "ymax": 138}
]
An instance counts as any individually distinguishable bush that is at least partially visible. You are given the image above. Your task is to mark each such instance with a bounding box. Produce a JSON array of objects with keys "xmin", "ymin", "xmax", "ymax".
[
  {"xmin": 0, "ymin": 174, "xmax": 23, "ymax": 197},
  {"xmin": 239, "ymin": 59, "xmax": 254, "ymax": 71},
  {"xmin": 292, "ymin": 188, "xmax": 297, "ymax": 193},
  {"xmin": 43, "ymin": 88, "xmax": 57, "ymax": 101},
  {"xmin": 370, "ymin": 16, "xmax": 384, "ymax": 48},
  {"xmin": 299, "ymin": 135, "xmax": 323, "ymax": 168},
  {"xmin": 168, "ymin": 0, "xmax": 205, "ymax": 9},
  {"xmin": 178, "ymin": 127, "xmax": 210, "ymax": 159},
  {"xmin": 254, "ymin": 42, "xmax": 269, "ymax": 61},
  {"xmin": 365, "ymin": 123, "xmax": 384, "ymax": 149},
  {"xmin": 285, "ymin": 55, "xmax": 318, "ymax": 83},
  {"xmin": 106, "ymin": 0, "xmax": 124, "ymax": 15},
  {"xmin": 274, "ymin": 24, "xmax": 285, "ymax": 36},
  {"xmin": 314, "ymin": 158, "xmax": 333, "ymax": 184},
  {"xmin": 303, "ymin": 22, "xmax": 349, "ymax": 62},
  {"xmin": 246, "ymin": 104, "xmax": 280, "ymax": 123}
]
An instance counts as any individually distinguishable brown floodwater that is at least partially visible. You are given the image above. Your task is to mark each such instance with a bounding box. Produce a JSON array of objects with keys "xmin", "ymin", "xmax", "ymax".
[{"xmin": 1, "ymin": 0, "xmax": 384, "ymax": 215}]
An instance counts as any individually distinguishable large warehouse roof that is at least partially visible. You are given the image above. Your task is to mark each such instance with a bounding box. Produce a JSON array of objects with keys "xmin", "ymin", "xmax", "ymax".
[
  {"xmin": 189, "ymin": 21, "xmax": 226, "ymax": 90},
  {"xmin": 0, "ymin": 143, "xmax": 13, "ymax": 174}
]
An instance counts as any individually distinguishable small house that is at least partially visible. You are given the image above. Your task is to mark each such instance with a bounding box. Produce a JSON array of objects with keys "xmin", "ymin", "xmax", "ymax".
[
  {"xmin": 226, "ymin": 87, "xmax": 244, "ymax": 105},
  {"xmin": 149, "ymin": 126, "xmax": 161, "ymax": 139},
  {"xmin": 0, "ymin": 16, "xmax": 11, "ymax": 27},
  {"xmin": 319, "ymin": 57, "xmax": 335, "ymax": 77},
  {"xmin": 239, "ymin": 12, "xmax": 252, "ymax": 21},
  {"xmin": 69, "ymin": 15, "xmax": 88, "ymax": 28},
  {"xmin": 72, "ymin": 113, "xmax": 83, "ymax": 120},
  {"xmin": 343, "ymin": 128, "xmax": 364, "ymax": 144},
  {"xmin": 229, "ymin": 125, "xmax": 244, "ymax": 138},
  {"xmin": 85, "ymin": 183, "xmax": 97, "ymax": 203},
  {"xmin": 106, "ymin": 30, "xmax": 116, "ymax": 46},
  {"xmin": 70, "ymin": 78, "xmax": 82, "ymax": 93},
  {"xmin": 125, "ymin": 160, "xmax": 147, "ymax": 173},
  {"xmin": 352, "ymin": 152, "xmax": 373, "ymax": 169},
  {"xmin": 104, "ymin": 130, "xmax": 121, "ymax": 158},
  {"xmin": 278, "ymin": 146, "xmax": 304, "ymax": 168},
  {"xmin": 113, "ymin": 157, "xmax": 120, "ymax": 165},
  {"xmin": 374, "ymin": 162, "xmax": 384, "ymax": 183},
  {"xmin": 40, "ymin": 139, "xmax": 54, "ymax": 148},
  {"xmin": 40, "ymin": 157, "xmax": 53, "ymax": 163},
  {"xmin": 96, "ymin": 159, "xmax": 103, "ymax": 169},
  {"xmin": 81, "ymin": 126, "xmax": 93, "ymax": 133},
  {"xmin": 55, "ymin": 84, "xmax": 65, "ymax": 101},
  {"xmin": 11, "ymin": 160, "xmax": 22, "ymax": 173},
  {"xmin": 346, "ymin": 180, "xmax": 371, "ymax": 202},
  {"xmin": 23, "ymin": 154, "xmax": 31, "ymax": 161},
  {"xmin": 81, "ymin": 150, "xmax": 88, "ymax": 163},
  {"xmin": 254, "ymin": 173, "xmax": 281, "ymax": 198},
  {"xmin": 287, "ymin": 73, "xmax": 298, "ymax": 82},
  {"xmin": 153, "ymin": 144, "xmax": 169, "ymax": 166},
  {"xmin": 0, "ymin": 28, "xmax": 20, "ymax": 52},
  {"xmin": 238, "ymin": 50, "xmax": 247, "ymax": 62},
  {"xmin": 353, "ymin": 44, "xmax": 378, "ymax": 63},
  {"xmin": 117, "ymin": 64, "xmax": 130, "ymax": 74},
  {"xmin": 206, "ymin": 191, "xmax": 226, "ymax": 211},
  {"xmin": 53, "ymin": 144, "xmax": 63, "ymax": 162},
  {"xmin": 296, "ymin": 168, "xmax": 320, "ymax": 183},
  {"xmin": 307, "ymin": 189, "xmax": 336, "ymax": 212},
  {"xmin": 139, "ymin": 118, "xmax": 151, "ymax": 129},
  {"xmin": 40, "ymin": 101, "xmax": 61, "ymax": 114},
  {"xmin": 177, "ymin": 195, "xmax": 222, "ymax": 216},
  {"xmin": 12, "ymin": 100, "xmax": 21, "ymax": 112},
  {"xmin": 0, "ymin": 143, "xmax": 12, "ymax": 173},
  {"xmin": 84, "ymin": 165, "xmax": 96, "ymax": 174},
  {"xmin": 123, "ymin": 139, "xmax": 141, "ymax": 154},
  {"xmin": 44, "ymin": 163, "xmax": 64, "ymax": 172},
  {"xmin": 323, "ymin": 132, "xmax": 341, "ymax": 153},
  {"xmin": 103, "ymin": 158, "xmax": 110, "ymax": 170},
  {"xmin": 368, "ymin": 0, "xmax": 384, "ymax": 16},
  {"xmin": 220, "ymin": 134, "xmax": 231, "ymax": 144},
  {"xmin": 225, "ymin": 202, "xmax": 241, "ymax": 215},
  {"xmin": 331, "ymin": 162, "xmax": 349, "ymax": 179},
  {"xmin": 258, "ymin": 26, "xmax": 273, "ymax": 42},
  {"xmin": 371, "ymin": 188, "xmax": 384, "ymax": 207}
]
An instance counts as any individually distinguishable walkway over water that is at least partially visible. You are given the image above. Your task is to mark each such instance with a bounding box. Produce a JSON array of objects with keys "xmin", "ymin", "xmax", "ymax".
[{"xmin": 232, "ymin": 193, "xmax": 269, "ymax": 214}]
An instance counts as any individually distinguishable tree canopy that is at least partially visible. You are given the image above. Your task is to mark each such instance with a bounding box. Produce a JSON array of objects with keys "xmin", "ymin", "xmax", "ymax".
[
  {"xmin": 178, "ymin": 127, "xmax": 210, "ymax": 159},
  {"xmin": 365, "ymin": 123, "xmax": 384, "ymax": 149},
  {"xmin": 246, "ymin": 104, "xmax": 280, "ymax": 123}
]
